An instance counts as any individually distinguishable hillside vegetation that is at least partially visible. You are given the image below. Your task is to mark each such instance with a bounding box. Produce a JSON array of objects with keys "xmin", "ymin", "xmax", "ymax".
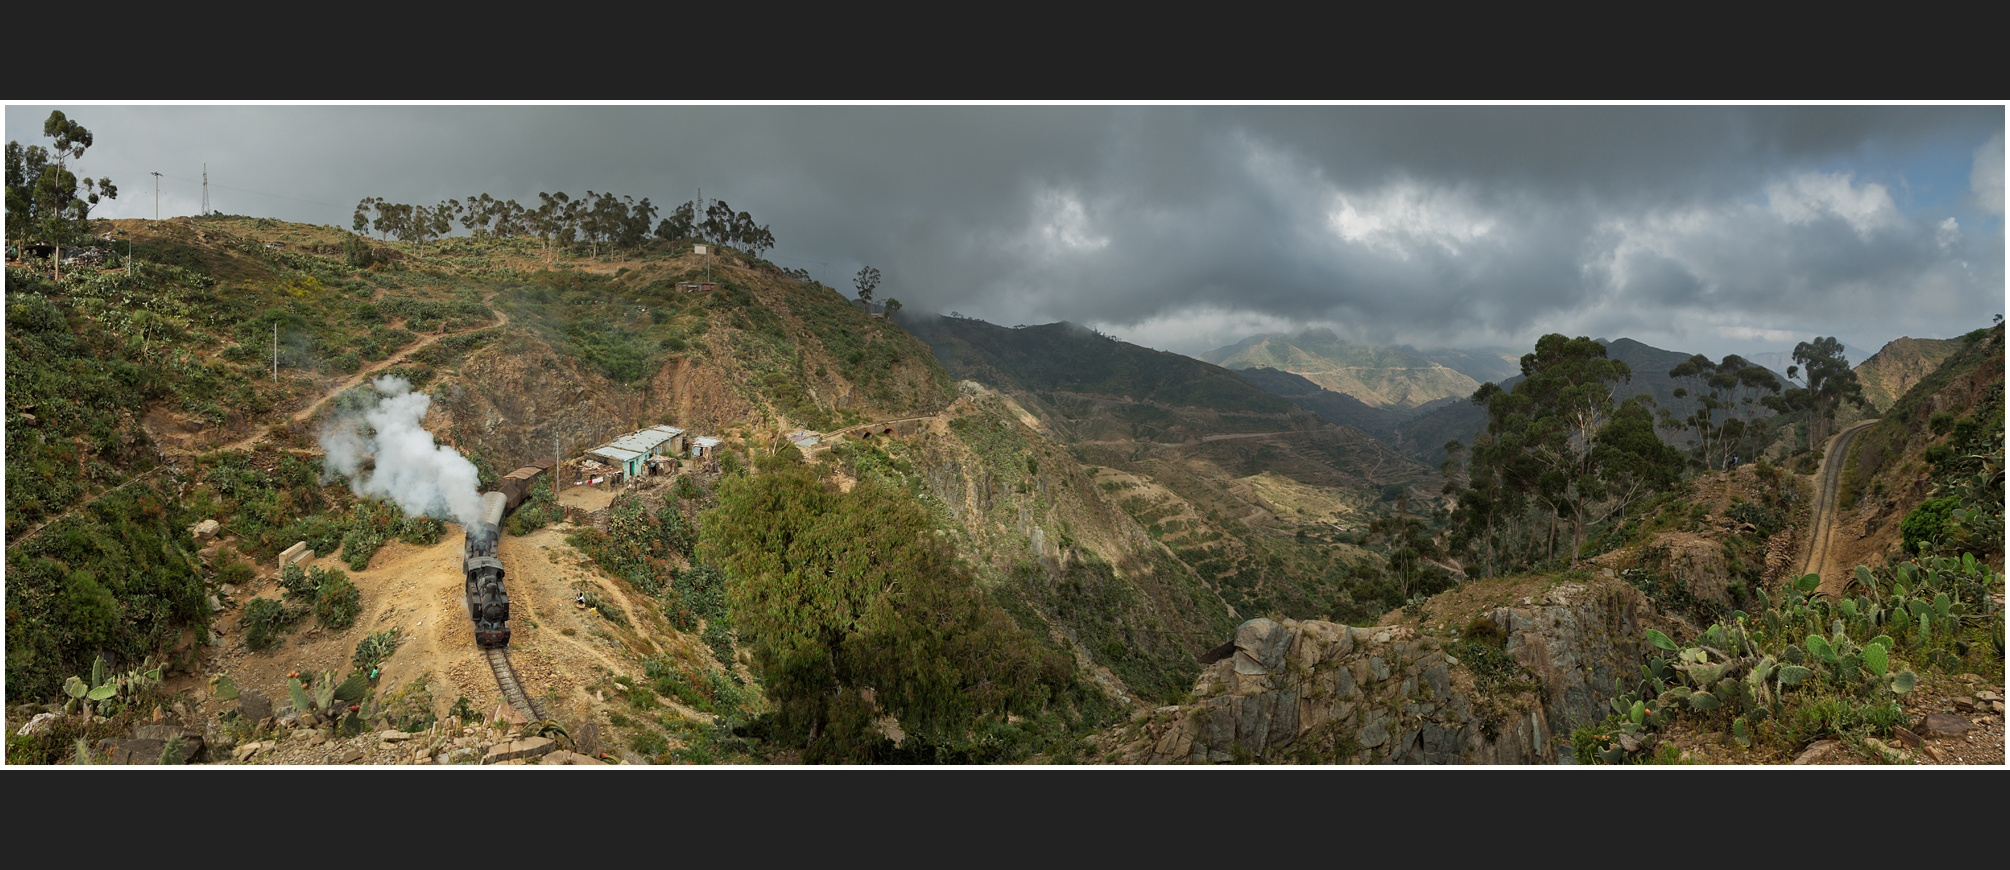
[
  {"xmin": 4, "ymin": 214, "xmax": 1244, "ymax": 763},
  {"xmin": 7, "ymin": 210, "xmax": 2000, "ymax": 766}
]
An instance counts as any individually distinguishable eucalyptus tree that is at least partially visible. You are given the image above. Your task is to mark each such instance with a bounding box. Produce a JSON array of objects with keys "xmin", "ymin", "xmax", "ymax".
[
  {"xmin": 701, "ymin": 199, "xmax": 734, "ymax": 244},
  {"xmin": 1667, "ymin": 353, "xmax": 1783, "ymax": 469},
  {"xmin": 1784, "ymin": 337, "xmax": 1867, "ymax": 453},
  {"xmin": 461, "ymin": 193, "xmax": 497, "ymax": 238},
  {"xmin": 531, "ymin": 192, "xmax": 576, "ymax": 265},
  {"xmin": 8, "ymin": 111, "xmax": 117, "ymax": 273},
  {"xmin": 618, "ymin": 195, "xmax": 658, "ymax": 254},
  {"xmin": 1455, "ymin": 334, "xmax": 1681, "ymax": 569},
  {"xmin": 854, "ymin": 266, "xmax": 880, "ymax": 310},
  {"xmin": 655, "ymin": 200, "xmax": 696, "ymax": 241}
]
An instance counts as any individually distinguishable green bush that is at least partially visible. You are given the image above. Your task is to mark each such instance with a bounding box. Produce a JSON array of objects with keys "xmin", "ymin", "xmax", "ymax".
[
  {"xmin": 215, "ymin": 552, "xmax": 255, "ymax": 587},
  {"xmin": 352, "ymin": 628, "xmax": 401, "ymax": 671},
  {"xmin": 1726, "ymin": 501, "xmax": 1782, "ymax": 537},
  {"xmin": 315, "ymin": 570, "xmax": 361, "ymax": 630},
  {"xmin": 244, "ymin": 598, "xmax": 289, "ymax": 652},
  {"xmin": 1901, "ymin": 497, "xmax": 1958, "ymax": 556}
]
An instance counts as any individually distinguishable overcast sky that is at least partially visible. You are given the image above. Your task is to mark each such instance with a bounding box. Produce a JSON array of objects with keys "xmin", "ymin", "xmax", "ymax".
[{"xmin": 7, "ymin": 103, "xmax": 2002, "ymax": 364}]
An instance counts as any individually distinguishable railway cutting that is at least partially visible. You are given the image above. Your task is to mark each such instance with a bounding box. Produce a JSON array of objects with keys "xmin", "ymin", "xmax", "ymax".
[{"xmin": 1800, "ymin": 418, "xmax": 1878, "ymax": 596}]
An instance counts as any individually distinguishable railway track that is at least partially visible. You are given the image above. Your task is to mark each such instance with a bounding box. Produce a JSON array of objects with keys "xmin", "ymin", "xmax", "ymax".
[
  {"xmin": 1801, "ymin": 419, "xmax": 1877, "ymax": 595},
  {"xmin": 484, "ymin": 647, "xmax": 546, "ymax": 721}
]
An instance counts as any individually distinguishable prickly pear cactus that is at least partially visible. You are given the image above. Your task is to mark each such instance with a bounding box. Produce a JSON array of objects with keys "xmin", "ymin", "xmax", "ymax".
[
  {"xmin": 332, "ymin": 672, "xmax": 368, "ymax": 706},
  {"xmin": 313, "ymin": 670, "xmax": 338, "ymax": 712}
]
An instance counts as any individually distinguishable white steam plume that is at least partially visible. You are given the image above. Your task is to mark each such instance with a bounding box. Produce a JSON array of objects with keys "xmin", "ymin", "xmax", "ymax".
[{"xmin": 319, "ymin": 376, "xmax": 484, "ymax": 526}]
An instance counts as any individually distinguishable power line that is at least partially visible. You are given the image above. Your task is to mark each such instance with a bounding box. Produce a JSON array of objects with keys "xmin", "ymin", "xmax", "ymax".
[{"xmin": 149, "ymin": 171, "xmax": 346, "ymax": 210}]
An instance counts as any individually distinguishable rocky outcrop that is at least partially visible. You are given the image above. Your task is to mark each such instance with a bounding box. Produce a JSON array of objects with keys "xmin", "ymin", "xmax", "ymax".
[{"xmin": 1091, "ymin": 579, "xmax": 1656, "ymax": 764}]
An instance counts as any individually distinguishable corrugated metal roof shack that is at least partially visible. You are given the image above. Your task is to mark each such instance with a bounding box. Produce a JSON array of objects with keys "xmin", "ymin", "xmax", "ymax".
[{"xmin": 585, "ymin": 425, "xmax": 687, "ymax": 481}]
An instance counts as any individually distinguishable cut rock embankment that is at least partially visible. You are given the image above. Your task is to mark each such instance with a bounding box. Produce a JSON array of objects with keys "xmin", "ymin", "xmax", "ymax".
[{"xmin": 1091, "ymin": 578, "xmax": 1656, "ymax": 764}]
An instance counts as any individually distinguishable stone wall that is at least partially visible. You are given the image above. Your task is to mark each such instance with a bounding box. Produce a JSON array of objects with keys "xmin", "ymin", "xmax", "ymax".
[{"xmin": 1091, "ymin": 579, "xmax": 1657, "ymax": 764}]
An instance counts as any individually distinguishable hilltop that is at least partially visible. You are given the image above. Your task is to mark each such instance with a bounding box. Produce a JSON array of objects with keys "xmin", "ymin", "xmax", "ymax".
[{"xmin": 1853, "ymin": 335, "xmax": 1967, "ymax": 414}]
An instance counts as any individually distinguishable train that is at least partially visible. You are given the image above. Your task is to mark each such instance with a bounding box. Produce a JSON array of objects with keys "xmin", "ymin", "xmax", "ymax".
[
  {"xmin": 465, "ymin": 491, "xmax": 512, "ymax": 648},
  {"xmin": 463, "ymin": 462, "xmax": 553, "ymax": 649}
]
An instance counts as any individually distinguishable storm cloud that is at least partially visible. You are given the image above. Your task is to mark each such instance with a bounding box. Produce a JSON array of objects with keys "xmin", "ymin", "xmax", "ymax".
[{"xmin": 8, "ymin": 103, "xmax": 2000, "ymax": 361}]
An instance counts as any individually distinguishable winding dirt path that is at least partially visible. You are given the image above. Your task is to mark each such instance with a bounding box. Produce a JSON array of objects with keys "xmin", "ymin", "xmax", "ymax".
[
  {"xmin": 221, "ymin": 297, "xmax": 509, "ymax": 453},
  {"xmin": 1800, "ymin": 418, "xmax": 1878, "ymax": 596},
  {"xmin": 10, "ymin": 296, "xmax": 507, "ymax": 552}
]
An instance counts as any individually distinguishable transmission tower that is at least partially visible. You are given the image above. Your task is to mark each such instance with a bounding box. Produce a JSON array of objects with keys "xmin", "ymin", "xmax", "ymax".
[{"xmin": 201, "ymin": 164, "xmax": 209, "ymax": 216}]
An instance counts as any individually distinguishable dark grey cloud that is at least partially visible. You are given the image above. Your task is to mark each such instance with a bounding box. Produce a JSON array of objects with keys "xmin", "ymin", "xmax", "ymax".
[{"xmin": 7, "ymin": 103, "xmax": 2000, "ymax": 361}]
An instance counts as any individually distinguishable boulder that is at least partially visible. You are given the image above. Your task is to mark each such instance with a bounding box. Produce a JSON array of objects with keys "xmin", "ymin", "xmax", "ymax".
[
  {"xmin": 1918, "ymin": 713, "xmax": 1974, "ymax": 737},
  {"xmin": 484, "ymin": 736, "xmax": 557, "ymax": 764},
  {"xmin": 1793, "ymin": 740, "xmax": 1847, "ymax": 764},
  {"xmin": 132, "ymin": 723, "xmax": 205, "ymax": 763},
  {"xmin": 16, "ymin": 712, "xmax": 64, "ymax": 737},
  {"xmin": 236, "ymin": 689, "xmax": 271, "ymax": 723}
]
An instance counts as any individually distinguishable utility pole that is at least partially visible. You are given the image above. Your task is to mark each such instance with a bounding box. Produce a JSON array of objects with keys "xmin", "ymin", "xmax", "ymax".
[
  {"xmin": 151, "ymin": 172, "xmax": 161, "ymax": 220},
  {"xmin": 201, "ymin": 164, "xmax": 209, "ymax": 216}
]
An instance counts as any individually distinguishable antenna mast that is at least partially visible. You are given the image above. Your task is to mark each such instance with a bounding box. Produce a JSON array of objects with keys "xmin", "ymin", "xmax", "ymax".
[{"xmin": 201, "ymin": 164, "xmax": 210, "ymax": 216}]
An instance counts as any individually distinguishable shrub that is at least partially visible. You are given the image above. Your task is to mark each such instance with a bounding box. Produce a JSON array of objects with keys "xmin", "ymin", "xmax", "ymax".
[
  {"xmin": 352, "ymin": 628, "xmax": 401, "ymax": 671},
  {"xmin": 1901, "ymin": 497, "xmax": 1959, "ymax": 556},
  {"xmin": 243, "ymin": 598, "xmax": 289, "ymax": 652},
  {"xmin": 1726, "ymin": 501, "xmax": 1782, "ymax": 537},
  {"xmin": 315, "ymin": 570, "xmax": 361, "ymax": 630},
  {"xmin": 277, "ymin": 563, "xmax": 315, "ymax": 600},
  {"xmin": 399, "ymin": 515, "xmax": 445, "ymax": 546},
  {"xmin": 1462, "ymin": 616, "xmax": 1507, "ymax": 647},
  {"xmin": 215, "ymin": 552, "xmax": 255, "ymax": 587},
  {"xmin": 379, "ymin": 674, "xmax": 437, "ymax": 732}
]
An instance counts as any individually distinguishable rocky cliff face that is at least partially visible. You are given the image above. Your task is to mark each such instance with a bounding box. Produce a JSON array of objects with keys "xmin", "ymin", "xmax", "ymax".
[{"xmin": 1088, "ymin": 577, "xmax": 1657, "ymax": 764}]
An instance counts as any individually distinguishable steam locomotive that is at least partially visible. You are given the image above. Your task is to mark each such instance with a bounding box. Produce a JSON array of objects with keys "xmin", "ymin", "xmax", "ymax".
[
  {"xmin": 464, "ymin": 463, "xmax": 552, "ymax": 649},
  {"xmin": 465, "ymin": 491, "xmax": 512, "ymax": 648}
]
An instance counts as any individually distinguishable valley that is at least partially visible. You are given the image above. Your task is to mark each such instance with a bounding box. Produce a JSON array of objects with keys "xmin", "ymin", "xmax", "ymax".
[{"xmin": 6, "ymin": 214, "xmax": 2002, "ymax": 767}]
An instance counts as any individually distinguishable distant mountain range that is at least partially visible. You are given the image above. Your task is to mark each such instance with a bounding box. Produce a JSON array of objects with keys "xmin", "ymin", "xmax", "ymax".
[
  {"xmin": 1197, "ymin": 328, "xmax": 1519, "ymax": 409},
  {"xmin": 1744, "ymin": 344, "xmax": 1878, "ymax": 377},
  {"xmin": 1215, "ymin": 334, "xmax": 1799, "ymax": 467}
]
